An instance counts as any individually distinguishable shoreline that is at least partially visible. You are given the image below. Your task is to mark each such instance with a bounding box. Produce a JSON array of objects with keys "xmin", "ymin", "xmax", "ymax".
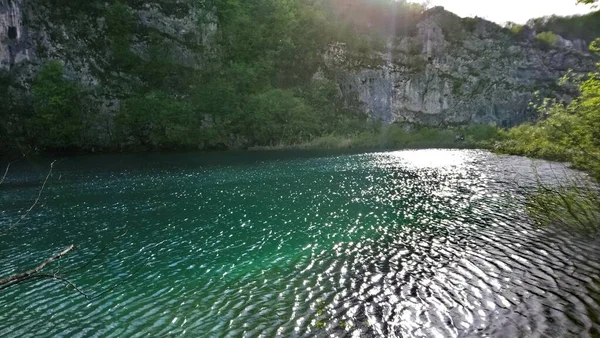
[{"xmin": 0, "ymin": 125, "xmax": 500, "ymax": 158}]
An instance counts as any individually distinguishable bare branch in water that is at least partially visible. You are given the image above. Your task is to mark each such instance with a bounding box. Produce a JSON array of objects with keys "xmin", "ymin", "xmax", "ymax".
[
  {"xmin": 0, "ymin": 154, "xmax": 25, "ymax": 186},
  {"xmin": 0, "ymin": 245, "xmax": 75, "ymax": 286},
  {"xmin": 33, "ymin": 274, "xmax": 91, "ymax": 298},
  {"xmin": 0, "ymin": 160, "xmax": 145, "ymax": 299},
  {"xmin": 3, "ymin": 160, "xmax": 56, "ymax": 233}
]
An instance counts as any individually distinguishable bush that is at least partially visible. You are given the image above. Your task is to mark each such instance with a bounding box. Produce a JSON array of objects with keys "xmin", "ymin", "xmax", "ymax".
[
  {"xmin": 526, "ymin": 185, "xmax": 600, "ymax": 235},
  {"xmin": 242, "ymin": 88, "xmax": 319, "ymax": 146},
  {"xmin": 496, "ymin": 49, "xmax": 600, "ymax": 182},
  {"xmin": 536, "ymin": 31, "xmax": 559, "ymax": 46},
  {"xmin": 506, "ymin": 22, "xmax": 524, "ymax": 35},
  {"xmin": 30, "ymin": 61, "xmax": 87, "ymax": 150},
  {"xmin": 105, "ymin": 2, "xmax": 137, "ymax": 70},
  {"xmin": 117, "ymin": 91, "xmax": 198, "ymax": 148}
]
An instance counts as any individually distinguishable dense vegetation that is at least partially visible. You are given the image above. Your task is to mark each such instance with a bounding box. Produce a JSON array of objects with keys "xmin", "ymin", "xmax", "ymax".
[
  {"xmin": 495, "ymin": 65, "xmax": 600, "ymax": 231},
  {"xmin": 527, "ymin": 9, "xmax": 600, "ymax": 42},
  {"xmin": 494, "ymin": 0, "xmax": 600, "ymax": 183},
  {"xmin": 494, "ymin": 0, "xmax": 600, "ymax": 234},
  {"xmin": 0, "ymin": 0, "xmax": 430, "ymax": 153},
  {"xmin": 496, "ymin": 75, "xmax": 600, "ymax": 234},
  {"xmin": 496, "ymin": 42, "xmax": 600, "ymax": 181},
  {"xmin": 0, "ymin": 0, "xmax": 598, "ymax": 158},
  {"xmin": 251, "ymin": 123, "xmax": 500, "ymax": 151}
]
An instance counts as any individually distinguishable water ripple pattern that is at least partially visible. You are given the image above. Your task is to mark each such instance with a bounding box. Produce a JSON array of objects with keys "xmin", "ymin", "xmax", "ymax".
[{"xmin": 0, "ymin": 149, "xmax": 598, "ymax": 337}]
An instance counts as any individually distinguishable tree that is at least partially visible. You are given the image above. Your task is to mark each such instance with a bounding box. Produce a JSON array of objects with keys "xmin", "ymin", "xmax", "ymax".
[
  {"xmin": 242, "ymin": 88, "xmax": 319, "ymax": 145},
  {"xmin": 30, "ymin": 61, "xmax": 87, "ymax": 150},
  {"xmin": 494, "ymin": 0, "xmax": 600, "ymax": 234},
  {"xmin": 117, "ymin": 91, "xmax": 198, "ymax": 148}
]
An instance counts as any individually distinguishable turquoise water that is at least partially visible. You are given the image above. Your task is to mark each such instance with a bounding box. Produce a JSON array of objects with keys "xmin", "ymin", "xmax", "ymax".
[{"xmin": 0, "ymin": 149, "xmax": 599, "ymax": 337}]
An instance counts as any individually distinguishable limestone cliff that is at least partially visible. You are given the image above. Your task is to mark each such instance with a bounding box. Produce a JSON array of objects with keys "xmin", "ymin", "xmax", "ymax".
[
  {"xmin": 0, "ymin": 0, "xmax": 30, "ymax": 70},
  {"xmin": 0, "ymin": 0, "xmax": 219, "ymax": 147},
  {"xmin": 0, "ymin": 0, "xmax": 217, "ymax": 92},
  {"xmin": 327, "ymin": 7, "xmax": 597, "ymax": 127},
  {"xmin": 0, "ymin": 2, "xmax": 597, "ymax": 133}
]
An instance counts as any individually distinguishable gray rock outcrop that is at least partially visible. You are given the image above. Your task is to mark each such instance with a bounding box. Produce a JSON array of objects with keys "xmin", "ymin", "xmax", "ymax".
[
  {"xmin": 327, "ymin": 7, "xmax": 597, "ymax": 127},
  {"xmin": 0, "ymin": 0, "xmax": 31, "ymax": 70},
  {"xmin": 0, "ymin": 3, "xmax": 597, "ymax": 130}
]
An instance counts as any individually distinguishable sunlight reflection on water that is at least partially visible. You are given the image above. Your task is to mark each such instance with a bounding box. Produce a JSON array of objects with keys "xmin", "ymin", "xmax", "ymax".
[
  {"xmin": 0, "ymin": 149, "xmax": 598, "ymax": 337},
  {"xmin": 386, "ymin": 149, "xmax": 470, "ymax": 169}
]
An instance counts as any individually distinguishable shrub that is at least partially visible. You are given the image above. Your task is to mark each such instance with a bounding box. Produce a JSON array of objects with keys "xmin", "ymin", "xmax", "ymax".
[
  {"xmin": 31, "ymin": 61, "xmax": 87, "ymax": 149},
  {"xmin": 506, "ymin": 22, "xmax": 524, "ymax": 35},
  {"xmin": 536, "ymin": 31, "xmax": 559, "ymax": 46},
  {"xmin": 117, "ymin": 91, "xmax": 197, "ymax": 148}
]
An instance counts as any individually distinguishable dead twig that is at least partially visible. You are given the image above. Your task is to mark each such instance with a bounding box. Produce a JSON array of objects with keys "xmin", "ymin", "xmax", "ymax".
[
  {"xmin": 0, "ymin": 248, "xmax": 149, "ymax": 301},
  {"xmin": 1, "ymin": 159, "xmax": 145, "ymax": 299},
  {"xmin": 31, "ymin": 274, "xmax": 91, "ymax": 299},
  {"xmin": 0, "ymin": 245, "xmax": 74, "ymax": 286},
  {"xmin": 0, "ymin": 154, "xmax": 25, "ymax": 186},
  {"xmin": 4, "ymin": 160, "xmax": 56, "ymax": 233}
]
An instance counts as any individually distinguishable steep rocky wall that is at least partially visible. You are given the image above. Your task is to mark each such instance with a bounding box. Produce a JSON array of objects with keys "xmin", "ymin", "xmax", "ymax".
[
  {"xmin": 328, "ymin": 7, "xmax": 597, "ymax": 127},
  {"xmin": 1, "ymin": 0, "xmax": 217, "ymax": 85},
  {"xmin": 0, "ymin": 0, "xmax": 218, "ymax": 146},
  {"xmin": 0, "ymin": 0, "xmax": 31, "ymax": 70},
  {"xmin": 0, "ymin": 3, "xmax": 597, "ymax": 131}
]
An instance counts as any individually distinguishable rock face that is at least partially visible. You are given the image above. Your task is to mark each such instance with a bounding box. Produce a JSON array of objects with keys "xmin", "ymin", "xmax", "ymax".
[
  {"xmin": 0, "ymin": 0, "xmax": 31, "ymax": 70},
  {"xmin": 0, "ymin": 0, "xmax": 219, "ymax": 146},
  {"xmin": 0, "ymin": 3, "xmax": 597, "ymax": 129},
  {"xmin": 327, "ymin": 7, "xmax": 597, "ymax": 126},
  {"xmin": 1, "ymin": 0, "xmax": 217, "ymax": 85}
]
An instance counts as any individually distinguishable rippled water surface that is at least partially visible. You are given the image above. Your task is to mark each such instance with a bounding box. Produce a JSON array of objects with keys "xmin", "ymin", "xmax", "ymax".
[{"xmin": 0, "ymin": 149, "xmax": 599, "ymax": 337}]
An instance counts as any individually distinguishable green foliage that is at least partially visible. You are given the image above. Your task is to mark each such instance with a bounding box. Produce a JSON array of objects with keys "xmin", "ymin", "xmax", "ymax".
[
  {"xmin": 463, "ymin": 124, "xmax": 503, "ymax": 146},
  {"xmin": 526, "ymin": 185, "xmax": 600, "ymax": 235},
  {"xmin": 100, "ymin": 0, "xmax": 377, "ymax": 150},
  {"xmin": 251, "ymin": 124, "xmax": 502, "ymax": 151},
  {"xmin": 137, "ymin": 33, "xmax": 190, "ymax": 92},
  {"xmin": 527, "ymin": 9, "xmax": 600, "ymax": 42},
  {"xmin": 536, "ymin": 31, "xmax": 559, "ymax": 46},
  {"xmin": 496, "ymin": 70, "xmax": 600, "ymax": 181},
  {"xmin": 13, "ymin": 0, "xmax": 596, "ymax": 154},
  {"xmin": 0, "ymin": 73, "xmax": 14, "ymax": 151},
  {"xmin": 506, "ymin": 22, "xmax": 525, "ymax": 35},
  {"xmin": 117, "ymin": 91, "xmax": 197, "ymax": 148},
  {"xmin": 242, "ymin": 88, "xmax": 317, "ymax": 145},
  {"xmin": 105, "ymin": 2, "xmax": 138, "ymax": 71},
  {"xmin": 105, "ymin": 2, "xmax": 135, "ymax": 39},
  {"xmin": 299, "ymin": 79, "xmax": 366, "ymax": 134},
  {"xmin": 590, "ymin": 38, "xmax": 600, "ymax": 54},
  {"xmin": 462, "ymin": 17, "xmax": 480, "ymax": 32},
  {"xmin": 496, "ymin": 34, "xmax": 600, "ymax": 182},
  {"xmin": 30, "ymin": 61, "xmax": 87, "ymax": 150}
]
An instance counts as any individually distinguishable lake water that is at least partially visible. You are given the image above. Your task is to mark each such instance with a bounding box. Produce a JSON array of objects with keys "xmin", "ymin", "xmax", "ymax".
[{"xmin": 0, "ymin": 149, "xmax": 598, "ymax": 337}]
